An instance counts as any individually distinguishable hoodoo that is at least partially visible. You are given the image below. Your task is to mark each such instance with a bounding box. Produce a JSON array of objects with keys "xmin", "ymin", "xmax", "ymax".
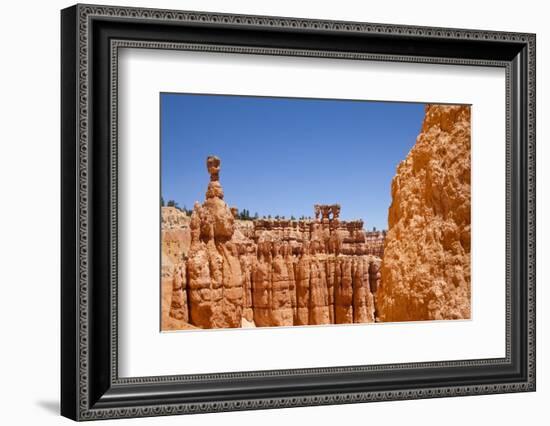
[
  {"xmin": 161, "ymin": 105, "xmax": 471, "ymax": 330},
  {"xmin": 161, "ymin": 156, "xmax": 384, "ymax": 329}
]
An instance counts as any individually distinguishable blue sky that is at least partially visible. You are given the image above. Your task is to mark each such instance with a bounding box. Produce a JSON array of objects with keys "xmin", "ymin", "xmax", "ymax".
[{"xmin": 161, "ymin": 93, "xmax": 425, "ymax": 230}]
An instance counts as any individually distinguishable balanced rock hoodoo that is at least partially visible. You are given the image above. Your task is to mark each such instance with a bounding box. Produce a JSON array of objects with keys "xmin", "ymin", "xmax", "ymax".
[{"xmin": 162, "ymin": 156, "xmax": 383, "ymax": 329}]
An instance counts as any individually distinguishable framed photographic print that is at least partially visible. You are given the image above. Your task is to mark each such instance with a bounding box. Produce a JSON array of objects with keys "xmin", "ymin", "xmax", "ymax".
[{"xmin": 61, "ymin": 4, "xmax": 536, "ymax": 421}]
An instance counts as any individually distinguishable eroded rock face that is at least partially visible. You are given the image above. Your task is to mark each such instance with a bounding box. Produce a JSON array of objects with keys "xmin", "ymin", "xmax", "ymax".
[
  {"xmin": 164, "ymin": 159, "xmax": 381, "ymax": 330},
  {"xmin": 169, "ymin": 263, "xmax": 188, "ymax": 322},
  {"xmin": 295, "ymin": 244, "xmax": 311, "ymax": 325},
  {"xmin": 160, "ymin": 207, "xmax": 191, "ymax": 329},
  {"xmin": 376, "ymin": 105, "xmax": 471, "ymax": 322},
  {"xmin": 162, "ymin": 262, "xmax": 198, "ymax": 331}
]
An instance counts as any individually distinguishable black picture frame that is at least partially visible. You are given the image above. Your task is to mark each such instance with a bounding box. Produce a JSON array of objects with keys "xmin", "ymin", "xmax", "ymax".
[{"xmin": 61, "ymin": 4, "xmax": 536, "ymax": 421}]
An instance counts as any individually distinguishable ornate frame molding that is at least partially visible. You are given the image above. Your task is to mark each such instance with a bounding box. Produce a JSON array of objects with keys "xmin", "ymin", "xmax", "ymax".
[{"xmin": 61, "ymin": 4, "xmax": 536, "ymax": 421}]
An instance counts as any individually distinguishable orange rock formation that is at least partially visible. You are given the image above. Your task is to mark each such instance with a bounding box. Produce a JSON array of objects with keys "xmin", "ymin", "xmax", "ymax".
[
  {"xmin": 161, "ymin": 104, "xmax": 470, "ymax": 329},
  {"xmin": 376, "ymin": 105, "xmax": 471, "ymax": 321},
  {"xmin": 161, "ymin": 156, "xmax": 382, "ymax": 330},
  {"xmin": 160, "ymin": 207, "xmax": 191, "ymax": 330}
]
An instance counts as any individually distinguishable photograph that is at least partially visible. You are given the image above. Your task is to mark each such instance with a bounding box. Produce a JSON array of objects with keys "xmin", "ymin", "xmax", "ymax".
[
  {"xmin": 160, "ymin": 94, "xmax": 472, "ymax": 331},
  {"xmin": 58, "ymin": 3, "xmax": 536, "ymax": 420}
]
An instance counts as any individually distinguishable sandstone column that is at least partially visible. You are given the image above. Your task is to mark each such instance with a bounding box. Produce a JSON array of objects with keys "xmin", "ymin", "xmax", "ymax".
[
  {"xmin": 295, "ymin": 243, "xmax": 311, "ymax": 325},
  {"xmin": 334, "ymin": 256, "xmax": 353, "ymax": 323},
  {"xmin": 252, "ymin": 241, "xmax": 273, "ymax": 326},
  {"xmin": 186, "ymin": 156, "xmax": 244, "ymax": 328},
  {"xmin": 269, "ymin": 240, "xmax": 294, "ymax": 326},
  {"xmin": 308, "ymin": 240, "xmax": 330, "ymax": 325}
]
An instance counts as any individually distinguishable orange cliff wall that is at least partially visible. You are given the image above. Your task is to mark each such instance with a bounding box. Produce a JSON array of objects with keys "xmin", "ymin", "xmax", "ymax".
[{"xmin": 376, "ymin": 105, "xmax": 471, "ymax": 322}]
